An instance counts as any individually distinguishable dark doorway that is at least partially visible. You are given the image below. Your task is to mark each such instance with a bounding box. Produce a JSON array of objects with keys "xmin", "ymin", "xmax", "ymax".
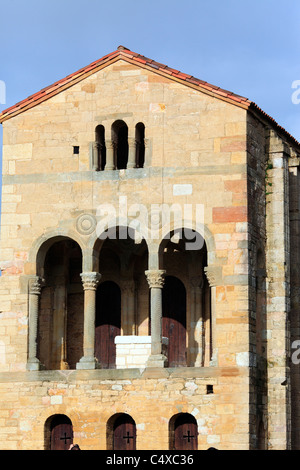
[
  {"xmin": 49, "ymin": 415, "xmax": 73, "ymax": 450},
  {"xmin": 162, "ymin": 276, "xmax": 186, "ymax": 367},
  {"xmin": 113, "ymin": 414, "xmax": 136, "ymax": 450},
  {"xmin": 95, "ymin": 281, "xmax": 121, "ymax": 368},
  {"xmin": 171, "ymin": 413, "xmax": 198, "ymax": 450}
]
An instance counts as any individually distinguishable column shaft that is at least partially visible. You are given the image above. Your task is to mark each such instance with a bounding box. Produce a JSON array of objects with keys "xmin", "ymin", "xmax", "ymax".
[
  {"xmin": 27, "ymin": 276, "xmax": 44, "ymax": 371},
  {"xmin": 145, "ymin": 270, "xmax": 167, "ymax": 367},
  {"xmin": 76, "ymin": 272, "xmax": 101, "ymax": 369},
  {"xmin": 127, "ymin": 138, "xmax": 136, "ymax": 169},
  {"xmin": 105, "ymin": 140, "xmax": 115, "ymax": 170}
]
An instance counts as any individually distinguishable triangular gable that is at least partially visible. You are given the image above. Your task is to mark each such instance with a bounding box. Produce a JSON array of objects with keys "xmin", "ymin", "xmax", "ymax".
[{"xmin": 0, "ymin": 45, "xmax": 299, "ymax": 149}]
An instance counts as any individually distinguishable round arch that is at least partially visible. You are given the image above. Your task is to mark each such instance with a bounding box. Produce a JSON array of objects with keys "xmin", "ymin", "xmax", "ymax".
[
  {"xmin": 29, "ymin": 230, "xmax": 85, "ymax": 277},
  {"xmin": 169, "ymin": 413, "xmax": 198, "ymax": 450},
  {"xmin": 158, "ymin": 224, "xmax": 215, "ymax": 270},
  {"xmin": 107, "ymin": 413, "xmax": 136, "ymax": 450},
  {"xmin": 90, "ymin": 223, "xmax": 150, "ymax": 273},
  {"xmin": 44, "ymin": 414, "xmax": 73, "ymax": 450}
]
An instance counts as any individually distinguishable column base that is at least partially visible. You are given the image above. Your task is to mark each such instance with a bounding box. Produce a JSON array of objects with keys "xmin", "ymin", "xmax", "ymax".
[
  {"xmin": 76, "ymin": 356, "xmax": 101, "ymax": 370},
  {"xmin": 26, "ymin": 358, "xmax": 45, "ymax": 371},
  {"xmin": 146, "ymin": 354, "xmax": 168, "ymax": 368}
]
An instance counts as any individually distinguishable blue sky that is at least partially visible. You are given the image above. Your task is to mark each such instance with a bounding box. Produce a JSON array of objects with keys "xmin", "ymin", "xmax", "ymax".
[{"xmin": 1, "ymin": 0, "xmax": 300, "ymax": 162}]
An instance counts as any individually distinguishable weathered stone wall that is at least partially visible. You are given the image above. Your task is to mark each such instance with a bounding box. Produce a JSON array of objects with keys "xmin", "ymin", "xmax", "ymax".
[
  {"xmin": 0, "ymin": 57, "xmax": 287, "ymax": 449},
  {"xmin": 0, "ymin": 368, "xmax": 249, "ymax": 450}
]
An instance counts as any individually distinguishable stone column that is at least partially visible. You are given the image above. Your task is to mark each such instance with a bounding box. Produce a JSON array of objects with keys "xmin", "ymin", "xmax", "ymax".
[
  {"xmin": 145, "ymin": 269, "xmax": 167, "ymax": 367},
  {"xmin": 204, "ymin": 265, "xmax": 222, "ymax": 366},
  {"xmin": 127, "ymin": 138, "xmax": 137, "ymax": 169},
  {"xmin": 27, "ymin": 276, "xmax": 45, "ymax": 371},
  {"xmin": 265, "ymin": 130, "xmax": 291, "ymax": 449},
  {"xmin": 105, "ymin": 140, "xmax": 115, "ymax": 171},
  {"xmin": 76, "ymin": 272, "xmax": 101, "ymax": 370},
  {"xmin": 92, "ymin": 142, "xmax": 100, "ymax": 171}
]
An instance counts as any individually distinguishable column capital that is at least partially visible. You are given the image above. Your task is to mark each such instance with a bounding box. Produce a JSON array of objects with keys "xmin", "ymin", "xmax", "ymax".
[
  {"xmin": 106, "ymin": 139, "xmax": 115, "ymax": 150},
  {"xmin": 80, "ymin": 272, "xmax": 101, "ymax": 291},
  {"xmin": 204, "ymin": 266, "xmax": 222, "ymax": 287},
  {"xmin": 145, "ymin": 270, "xmax": 166, "ymax": 288},
  {"xmin": 29, "ymin": 276, "xmax": 45, "ymax": 295}
]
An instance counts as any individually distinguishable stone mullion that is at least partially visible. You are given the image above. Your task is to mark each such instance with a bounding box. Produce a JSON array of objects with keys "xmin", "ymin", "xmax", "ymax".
[
  {"xmin": 76, "ymin": 272, "xmax": 101, "ymax": 370},
  {"xmin": 105, "ymin": 140, "xmax": 115, "ymax": 170},
  {"xmin": 127, "ymin": 138, "xmax": 137, "ymax": 169},
  {"xmin": 92, "ymin": 142, "xmax": 100, "ymax": 171}
]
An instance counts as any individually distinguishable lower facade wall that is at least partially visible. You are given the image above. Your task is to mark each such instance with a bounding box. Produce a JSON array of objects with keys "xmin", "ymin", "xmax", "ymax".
[{"xmin": 0, "ymin": 367, "xmax": 250, "ymax": 450}]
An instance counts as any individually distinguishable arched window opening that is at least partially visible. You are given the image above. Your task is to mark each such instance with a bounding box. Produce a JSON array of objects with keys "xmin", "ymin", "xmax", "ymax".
[
  {"xmin": 38, "ymin": 238, "xmax": 83, "ymax": 370},
  {"xmin": 158, "ymin": 228, "xmax": 211, "ymax": 367},
  {"xmin": 95, "ymin": 125, "xmax": 106, "ymax": 171},
  {"xmin": 97, "ymin": 226, "xmax": 149, "ymax": 340},
  {"xmin": 135, "ymin": 122, "xmax": 145, "ymax": 168},
  {"xmin": 112, "ymin": 120, "xmax": 128, "ymax": 169},
  {"xmin": 169, "ymin": 413, "xmax": 198, "ymax": 450},
  {"xmin": 95, "ymin": 281, "xmax": 121, "ymax": 369},
  {"xmin": 107, "ymin": 414, "xmax": 136, "ymax": 450},
  {"xmin": 45, "ymin": 414, "xmax": 73, "ymax": 450}
]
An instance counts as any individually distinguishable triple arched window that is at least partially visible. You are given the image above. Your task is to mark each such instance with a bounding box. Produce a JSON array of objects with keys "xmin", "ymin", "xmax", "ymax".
[{"xmin": 92, "ymin": 120, "xmax": 146, "ymax": 171}]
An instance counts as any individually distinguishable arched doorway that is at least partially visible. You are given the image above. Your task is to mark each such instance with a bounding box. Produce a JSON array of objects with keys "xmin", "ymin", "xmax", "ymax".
[
  {"xmin": 112, "ymin": 414, "xmax": 136, "ymax": 450},
  {"xmin": 95, "ymin": 281, "xmax": 121, "ymax": 369},
  {"xmin": 170, "ymin": 413, "xmax": 198, "ymax": 450},
  {"xmin": 162, "ymin": 276, "xmax": 186, "ymax": 367},
  {"xmin": 46, "ymin": 414, "xmax": 73, "ymax": 450}
]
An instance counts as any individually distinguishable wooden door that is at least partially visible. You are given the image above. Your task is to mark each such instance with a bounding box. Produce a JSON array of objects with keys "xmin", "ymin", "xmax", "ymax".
[
  {"xmin": 95, "ymin": 281, "xmax": 121, "ymax": 369},
  {"xmin": 162, "ymin": 276, "xmax": 186, "ymax": 367},
  {"xmin": 50, "ymin": 415, "xmax": 73, "ymax": 450},
  {"xmin": 113, "ymin": 414, "xmax": 136, "ymax": 450},
  {"xmin": 174, "ymin": 414, "xmax": 198, "ymax": 450}
]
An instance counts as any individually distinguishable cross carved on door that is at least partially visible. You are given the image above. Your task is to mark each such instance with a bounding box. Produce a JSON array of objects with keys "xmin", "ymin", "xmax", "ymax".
[
  {"xmin": 123, "ymin": 431, "xmax": 134, "ymax": 444},
  {"xmin": 183, "ymin": 430, "xmax": 195, "ymax": 443},
  {"xmin": 60, "ymin": 432, "xmax": 72, "ymax": 445}
]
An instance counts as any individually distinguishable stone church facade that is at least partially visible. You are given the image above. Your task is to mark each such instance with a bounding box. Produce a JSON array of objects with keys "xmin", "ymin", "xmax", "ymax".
[{"xmin": 0, "ymin": 46, "xmax": 299, "ymax": 450}]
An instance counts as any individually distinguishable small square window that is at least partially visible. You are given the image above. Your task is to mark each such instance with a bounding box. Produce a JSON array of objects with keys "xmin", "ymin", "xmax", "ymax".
[
  {"xmin": 207, "ymin": 385, "xmax": 214, "ymax": 394},
  {"xmin": 73, "ymin": 146, "xmax": 80, "ymax": 155}
]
